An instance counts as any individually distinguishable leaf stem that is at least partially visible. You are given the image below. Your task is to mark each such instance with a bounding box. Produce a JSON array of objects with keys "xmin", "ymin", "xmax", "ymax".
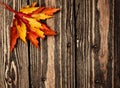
[{"xmin": 0, "ymin": 2, "xmax": 16, "ymax": 13}]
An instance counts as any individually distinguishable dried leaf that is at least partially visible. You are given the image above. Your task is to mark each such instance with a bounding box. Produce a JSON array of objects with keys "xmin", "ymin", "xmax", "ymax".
[
  {"xmin": 20, "ymin": 7, "xmax": 39, "ymax": 14},
  {"xmin": 27, "ymin": 31, "xmax": 39, "ymax": 48},
  {"xmin": 41, "ymin": 23, "xmax": 57, "ymax": 36},
  {"xmin": 41, "ymin": 8, "xmax": 60, "ymax": 15},
  {"xmin": 32, "ymin": 13, "xmax": 52, "ymax": 20},
  {"xmin": 10, "ymin": 27, "xmax": 19, "ymax": 52},
  {"xmin": 0, "ymin": 2, "xmax": 60, "ymax": 52},
  {"xmin": 15, "ymin": 19, "xmax": 27, "ymax": 43}
]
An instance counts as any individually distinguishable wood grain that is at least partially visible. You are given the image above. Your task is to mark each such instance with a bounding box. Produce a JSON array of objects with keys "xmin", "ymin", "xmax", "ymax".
[
  {"xmin": 97, "ymin": 0, "xmax": 110, "ymax": 81},
  {"xmin": 115, "ymin": 0, "xmax": 120, "ymax": 88},
  {"xmin": 75, "ymin": 0, "xmax": 91, "ymax": 87},
  {"xmin": 0, "ymin": 0, "xmax": 5, "ymax": 87},
  {"xmin": 28, "ymin": 0, "xmax": 44, "ymax": 87},
  {"xmin": 28, "ymin": 0, "xmax": 76, "ymax": 88},
  {"xmin": 45, "ymin": 0, "xmax": 56, "ymax": 87},
  {"xmin": 0, "ymin": 0, "xmax": 115, "ymax": 88},
  {"xmin": 75, "ymin": 0, "xmax": 114, "ymax": 88},
  {"xmin": 54, "ymin": 0, "xmax": 76, "ymax": 88},
  {"xmin": 0, "ymin": 0, "xmax": 29, "ymax": 88}
]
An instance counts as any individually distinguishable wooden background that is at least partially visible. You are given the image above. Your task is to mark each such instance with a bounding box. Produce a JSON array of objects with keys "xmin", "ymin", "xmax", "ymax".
[{"xmin": 0, "ymin": 0, "xmax": 118, "ymax": 88}]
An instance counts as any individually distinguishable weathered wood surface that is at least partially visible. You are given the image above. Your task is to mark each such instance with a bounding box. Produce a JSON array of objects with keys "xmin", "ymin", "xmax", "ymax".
[
  {"xmin": 0, "ymin": 0, "xmax": 116, "ymax": 88},
  {"xmin": 75, "ymin": 0, "xmax": 114, "ymax": 88},
  {"xmin": 115, "ymin": 0, "xmax": 120, "ymax": 88}
]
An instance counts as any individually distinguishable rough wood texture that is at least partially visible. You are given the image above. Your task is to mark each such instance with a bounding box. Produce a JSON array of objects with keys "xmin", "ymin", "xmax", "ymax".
[
  {"xmin": 75, "ymin": 0, "xmax": 114, "ymax": 88},
  {"xmin": 0, "ymin": 0, "xmax": 115, "ymax": 88},
  {"xmin": 115, "ymin": 0, "xmax": 120, "ymax": 88},
  {"xmin": 0, "ymin": 0, "xmax": 29, "ymax": 88}
]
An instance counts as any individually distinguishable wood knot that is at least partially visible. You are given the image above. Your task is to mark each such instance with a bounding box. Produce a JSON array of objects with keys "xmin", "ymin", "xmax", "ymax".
[
  {"xmin": 95, "ymin": 79, "xmax": 105, "ymax": 85},
  {"xmin": 91, "ymin": 44, "xmax": 97, "ymax": 49},
  {"xmin": 5, "ymin": 77, "xmax": 12, "ymax": 85},
  {"xmin": 41, "ymin": 77, "xmax": 46, "ymax": 82},
  {"xmin": 67, "ymin": 42, "xmax": 71, "ymax": 47},
  {"xmin": 95, "ymin": 79, "xmax": 100, "ymax": 83},
  {"xmin": 91, "ymin": 44, "xmax": 99, "ymax": 53},
  {"xmin": 5, "ymin": 61, "xmax": 17, "ymax": 86}
]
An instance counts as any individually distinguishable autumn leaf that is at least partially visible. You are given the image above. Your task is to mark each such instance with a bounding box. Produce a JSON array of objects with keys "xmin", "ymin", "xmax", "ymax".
[
  {"xmin": 10, "ymin": 26, "xmax": 19, "ymax": 52},
  {"xmin": 0, "ymin": 2, "xmax": 60, "ymax": 52},
  {"xmin": 27, "ymin": 31, "xmax": 39, "ymax": 48},
  {"xmin": 15, "ymin": 19, "xmax": 27, "ymax": 43}
]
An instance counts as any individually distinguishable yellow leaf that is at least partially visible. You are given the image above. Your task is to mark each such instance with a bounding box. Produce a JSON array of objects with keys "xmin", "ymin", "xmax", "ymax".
[
  {"xmin": 24, "ymin": 17, "xmax": 43, "ymax": 29},
  {"xmin": 24, "ymin": 17, "xmax": 45, "ymax": 38},
  {"xmin": 0, "ymin": 2, "xmax": 60, "ymax": 52},
  {"xmin": 15, "ymin": 20, "xmax": 27, "ymax": 43},
  {"xmin": 27, "ymin": 32, "xmax": 39, "ymax": 48},
  {"xmin": 30, "ymin": 27, "xmax": 45, "ymax": 38},
  {"xmin": 32, "ymin": 13, "xmax": 52, "ymax": 20},
  {"xmin": 20, "ymin": 7, "xmax": 39, "ymax": 14}
]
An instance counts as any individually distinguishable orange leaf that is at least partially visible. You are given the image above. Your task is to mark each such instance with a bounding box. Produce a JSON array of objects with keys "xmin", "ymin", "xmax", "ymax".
[
  {"xmin": 27, "ymin": 32, "xmax": 39, "ymax": 48},
  {"xmin": 15, "ymin": 19, "xmax": 27, "ymax": 43},
  {"xmin": 42, "ymin": 8, "xmax": 60, "ymax": 16},
  {"xmin": 41, "ymin": 23, "xmax": 56, "ymax": 36},
  {"xmin": 10, "ymin": 27, "xmax": 19, "ymax": 52},
  {"xmin": 0, "ymin": 2, "xmax": 60, "ymax": 52}
]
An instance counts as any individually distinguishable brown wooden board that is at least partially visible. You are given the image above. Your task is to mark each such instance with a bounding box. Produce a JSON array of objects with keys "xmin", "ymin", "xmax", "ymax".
[
  {"xmin": 75, "ymin": 0, "xmax": 114, "ymax": 88},
  {"xmin": 0, "ymin": 0, "xmax": 29, "ymax": 88},
  {"xmin": 115, "ymin": 0, "xmax": 120, "ymax": 88},
  {"xmin": 0, "ymin": 0, "xmax": 116, "ymax": 88}
]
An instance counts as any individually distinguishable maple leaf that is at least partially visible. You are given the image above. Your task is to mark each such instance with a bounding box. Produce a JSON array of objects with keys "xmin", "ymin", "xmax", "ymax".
[{"xmin": 0, "ymin": 2, "xmax": 60, "ymax": 52}]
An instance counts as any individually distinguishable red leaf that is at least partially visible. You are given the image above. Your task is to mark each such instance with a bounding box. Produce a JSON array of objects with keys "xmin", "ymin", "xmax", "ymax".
[
  {"xmin": 27, "ymin": 31, "xmax": 39, "ymax": 48},
  {"xmin": 0, "ymin": 2, "xmax": 16, "ymax": 13},
  {"xmin": 41, "ymin": 23, "xmax": 56, "ymax": 36},
  {"xmin": 0, "ymin": 2, "xmax": 60, "ymax": 52},
  {"xmin": 10, "ymin": 26, "xmax": 19, "ymax": 52}
]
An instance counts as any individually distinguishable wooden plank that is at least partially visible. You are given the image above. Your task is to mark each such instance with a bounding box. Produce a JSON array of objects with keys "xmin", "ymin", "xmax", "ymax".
[
  {"xmin": 44, "ymin": 1, "xmax": 57, "ymax": 88},
  {"xmin": 45, "ymin": 0, "xmax": 76, "ymax": 88},
  {"xmin": 114, "ymin": 0, "xmax": 120, "ymax": 88},
  {"xmin": 13, "ymin": 1, "xmax": 29, "ymax": 88},
  {"xmin": 28, "ymin": 0, "xmax": 46, "ymax": 88},
  {"xmin": 28, "ymin": 0, "xmax": 76, "ymax": 88},
  {"xmin": 0, "ymin": 0, "xmax": 5, "ymax": 87},
  {"xmin": 28, "ymin": 0, "xmax": 47, "ymax": 87},
  {"xmin": 0, "ymin": 0, "xmax": 13, "ymax": 88},
  {"xmin": 0, "ymin": 0, "xmax": 29, "ymax": 88},
  {"xmin": 75, "ymin": 0, "xmax": 91, "ymax": 87},
  {"xmin": 94, "ymin": 0, "xmax": 114, "ymax": 88},
  {"xmin": 0, "ymin": 0, "xmax": 116, "ymax": 88},
  {"xmin": 75, "ymin": 0, "xmax": 114, "ymax": 88}
]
